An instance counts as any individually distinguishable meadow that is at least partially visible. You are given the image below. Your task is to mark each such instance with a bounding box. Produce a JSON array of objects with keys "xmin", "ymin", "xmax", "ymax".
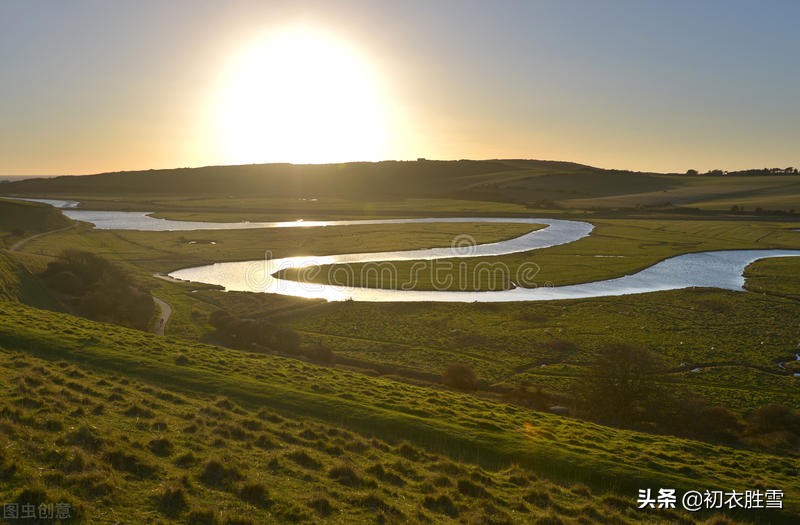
[
  {"xmin": 6, "ymin": 199, "xmax": 799, "ymax": 416},
  {"xmin": 0, "ymin": 299, "xmax": 797, "ymax": 523},
  {"xmin": 2, "ymin": 163, "xmax": 800, "ymax": 523}
]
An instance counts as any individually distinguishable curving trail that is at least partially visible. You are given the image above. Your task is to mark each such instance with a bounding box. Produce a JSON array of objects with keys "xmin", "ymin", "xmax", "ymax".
[
  {"xmin": 8, "ymin": 225, "xmax": 75, "ymax": 252},
  {"xmin": 152, "ymin": 297, "xmax": 171, "ymax": 336}
]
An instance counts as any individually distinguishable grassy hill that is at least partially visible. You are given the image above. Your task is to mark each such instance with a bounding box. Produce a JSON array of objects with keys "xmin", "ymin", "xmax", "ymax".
[
  {"xmin": 0, "ymin": 159, "xmax": 670, "ymax": 206},
  {"xmin": 0, "ymin": 199, "xmax": 72, "ymax": 245},
  {"xmin": 0, "ymin": 252, "xmax": 60, "ymax": 309},
  {"xmin": 3, "ymin": 160, "xmax": 800, "ymax": 213},
  {"xmin": 0, "ymin": 299, "xmax": 797, "ymax": 523},
  {"xmin": 2, "ymin": 161, "xmax": 799, "ymax": 523},
  {"xmin": 0, "ymin": 160, "xmax": 551, "ymax": 198}
]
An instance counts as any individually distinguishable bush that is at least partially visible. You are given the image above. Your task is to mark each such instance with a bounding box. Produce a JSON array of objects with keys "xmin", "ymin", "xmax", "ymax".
[
  {"xmin": 174, "ymin": 451, "xmax": 198, "ymax": 469},
  {"xmin": 328, "ymin": 464, "xmax": 368, "ymax": 487},
  {"xmin": 285, "ymin": 451, "xmax": 321, "ymax": 470},
  {"xmin": 39, "ymin": 250, "xmax": 155, "ymax": 330},
  {"xmin": 148, "ymin": 437, "xmax": 174, "ymax": 457},
  {"xmin": 366, "ymin": 463, "xmax": 405, "ymax": 486},
  {"xmin": 747, "ymin": 404, "xmax": 800, "ymax": 435},
  {"xmin": 65, "ymin": 425, "xmax": 104, "ymax": 452},
  {"xmin": 157, "ymin": 486, "xmax": 188, "ymax": 517},
  {"xmin": 103, "ymin": 449, "xmax": 157, "ymax": 479},
  {"xmin": 442, "ymin": 363, "xmax": 479, "ymax": 391},
  {"xmin": 238, "ymin": 483, "xmax": 271, "ymax": 508},
  {"xmin": 198, "ymin": 459, "xmax": 243, "ymax": 489},
  {"xmin": 208, "ymin": 310, "xmax": 301, "ymax": 354},
  {"xmin": 574, "ymin": 343, "xmax": 663, "ymax": 427}
]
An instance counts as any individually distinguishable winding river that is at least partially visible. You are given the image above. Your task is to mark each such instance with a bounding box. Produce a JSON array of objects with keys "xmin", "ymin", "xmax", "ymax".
[{"xmin": 9, "ymin": 197, "xmax": 800, "ymax": 302}]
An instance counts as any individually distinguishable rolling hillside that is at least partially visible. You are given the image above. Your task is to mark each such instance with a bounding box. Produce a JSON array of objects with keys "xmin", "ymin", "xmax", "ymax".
[
  {"xmin": 0, "ymin": 199, "xmax": 72, "ymax": 239},
  {"xmin": 4, "ymin": 160, "xmax": 799, "ymax": 213},
  {"xmin": 0, "ymin": 298, "xmax": 796, "ymax": 523}
]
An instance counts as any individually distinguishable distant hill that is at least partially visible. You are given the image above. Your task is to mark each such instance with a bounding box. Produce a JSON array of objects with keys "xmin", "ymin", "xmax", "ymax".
[
  {"xmin": 5, "ymin": 159, "xmax": 797, "ymax": 211},
  {"xmin": 0, "ymin": 159, "xmax": 613, "ymax": 200}
]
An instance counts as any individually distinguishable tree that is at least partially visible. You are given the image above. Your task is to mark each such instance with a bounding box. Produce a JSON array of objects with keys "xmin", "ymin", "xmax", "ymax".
[
  {"xmin": 39, "ymin": 250, "xmax": 155, "ymax": 330},
  {"xmin": 574, "ymin": 343, "xmax": 662, "ymax": 427},
  {"xmin": 685, "ymin": 169, "xmax": 698, "ymax": 176}
]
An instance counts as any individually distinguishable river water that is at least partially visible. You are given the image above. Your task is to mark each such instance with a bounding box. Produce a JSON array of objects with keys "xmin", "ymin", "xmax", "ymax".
[{"xmin": 8, "ymin": 197, "xmax": 800, "ymax": 302}]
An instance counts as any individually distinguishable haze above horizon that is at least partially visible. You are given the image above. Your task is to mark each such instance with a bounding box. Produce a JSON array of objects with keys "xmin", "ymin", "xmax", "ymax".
[{"xmin": 1, "ymin": 0, "xmax": 798, "ymax": 176}]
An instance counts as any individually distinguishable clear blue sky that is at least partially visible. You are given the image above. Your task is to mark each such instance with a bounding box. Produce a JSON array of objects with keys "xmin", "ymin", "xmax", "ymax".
[{"xmin": 1, "ymin": 0, "xmax": 798, "ymax": 175}]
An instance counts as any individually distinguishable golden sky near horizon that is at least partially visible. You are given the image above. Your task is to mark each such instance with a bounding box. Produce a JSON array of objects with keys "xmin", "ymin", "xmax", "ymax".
[{"xmin": 1, "ymin": 1, "xmax": 798, "ymax": 176}]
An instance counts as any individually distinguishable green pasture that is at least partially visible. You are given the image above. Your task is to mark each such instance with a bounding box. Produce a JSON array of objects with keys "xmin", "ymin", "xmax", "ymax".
[{"xmin": 0, "ymin": 300, "xmax": 796, "ymax": 523}]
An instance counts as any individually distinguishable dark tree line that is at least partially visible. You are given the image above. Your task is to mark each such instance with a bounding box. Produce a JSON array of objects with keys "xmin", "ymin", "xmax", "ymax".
[
  {"xmin": 208, "ymin": 310, "xmax": 301, "ymax": 355},
  {"xmin": 686, "ymin": 167, "xmax": 798, "ymax": 176},
  {"xmin": 40, "ymin": 250, "xmax": 155, "ymax": 330}
]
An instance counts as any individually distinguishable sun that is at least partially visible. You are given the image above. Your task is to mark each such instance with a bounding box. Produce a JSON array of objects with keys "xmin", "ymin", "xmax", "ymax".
[{"xmin": 217, "ymin": 26, "xmax": 388, "ymax": 165}]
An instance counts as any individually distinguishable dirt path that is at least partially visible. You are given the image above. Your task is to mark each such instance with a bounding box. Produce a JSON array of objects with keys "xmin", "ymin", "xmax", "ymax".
[
  {"xmin": 8, "ymin": 225, "xmax": 75, "ymax": 252},
  {"xmin": 152, "ymin": 297, "xmax": 172, "ymax": 336}
]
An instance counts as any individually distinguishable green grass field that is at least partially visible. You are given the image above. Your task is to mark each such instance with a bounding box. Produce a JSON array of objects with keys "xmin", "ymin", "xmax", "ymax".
[
  {"xmin": 8, "ymin": 205, "xmax": 799, "ymax": 416},
  {"xmin": 2, "ymin": 164, "xmax": 800, "ymax": 523},
  {"xmin": 0, "ymin": 299, "xmax": 796, "ymax": 523}
]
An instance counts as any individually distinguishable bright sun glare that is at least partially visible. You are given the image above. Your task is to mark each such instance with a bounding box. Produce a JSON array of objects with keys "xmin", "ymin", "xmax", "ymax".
[{"xmin": 218, "ymin": 26, "xmax": 388, "ymax": 165}]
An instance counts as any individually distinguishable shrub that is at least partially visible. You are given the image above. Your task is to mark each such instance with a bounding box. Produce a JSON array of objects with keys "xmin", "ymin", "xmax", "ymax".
[
  {"xmin": 198, "ymin": 459, "xmax": 243, "ymax": 489},
  {"xmin": 65, "ymin": 425, "xmax": 103, "ymax": 452},
  {"xmin": 574, "ymin": 343, "xmax": 664, "ymax": 427},
  {"xmin": 148, "ymin": 437, "xmax": 174, "ymax": 457},
  {"xmin": 442, "ymin": 363, "xmax": 479, "ymax": 391},
  {"xmin": 238, "ymin": 483, "xmax": 271, "ymax": 508},
  {"xmin": 174, "ymin": 451, "xmax": 198, "ymax": 468},
  {"xmin": 157, "ymin": 486, "xmax": 188, "ymax": 517},
  {"xmin": 328, "ymin": 464, "xmax": 368, "ymax": 487},
  {"xmin": 366, "ymin": 463, "xmax": 405, "ymax": 486},
  {"xmin": 747, "ymin": 404, "xmax": 800, "ymax": 435},
  {"xmin": 103, "ymin": 450, "xmax": 157, "ymax": 479},
  {"xmin": 209, "ymin": 311, "xmax": 301, "ymax": 354},
  {"xmin": 285, "ymin": 451, "xmax": 321, "ymax": 470},
  {"xmin": 39, "ymin": 250, "xmax": 155, "ymax": 330}
]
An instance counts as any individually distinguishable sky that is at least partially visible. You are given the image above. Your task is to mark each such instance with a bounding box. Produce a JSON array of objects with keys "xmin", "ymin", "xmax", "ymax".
[{"xmin": 1, "ymin": 0, "xmax": 798, "ymax": 176}]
